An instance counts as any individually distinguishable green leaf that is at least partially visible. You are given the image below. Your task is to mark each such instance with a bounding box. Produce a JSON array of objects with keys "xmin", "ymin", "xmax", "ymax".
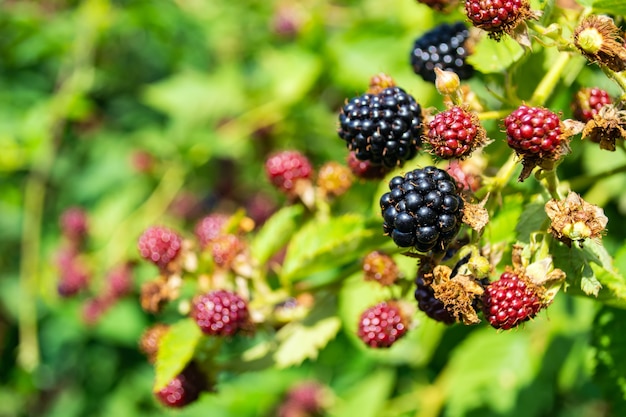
[
  {"xmin": 154, "ymin": 318, "xmax": 203, "ymax": 392},
  {"xmin": 487, "ymin": 194, "xmax": 524, "ymax": 244},
  {"xmin": 515, "ymin": 201, "xmax": 548, "ymax": 243},
  {"xmin": 273, "ymin": 318, "xmax": 341, "ymax": 368},
  {"xmin": 591, "ymin": 0, "xmax": 626, "ymax": 14},
  {"xmin": 281, "ymin": 214, "xmax": 386, "ymax": 281},
  {"xmin": 328, "ymin": 368, "xmax": 395, "ymax": 417},
  {"xmin": 250, "ymin": 205, "xmax": 305, "ymax": 265},
  {"xmin": 467, "ymin": 36, "xmax": 524, "ymax": 74},
  {"xmin": 551, "ymin": 240, "xmax": 626, "ymax": 308}
]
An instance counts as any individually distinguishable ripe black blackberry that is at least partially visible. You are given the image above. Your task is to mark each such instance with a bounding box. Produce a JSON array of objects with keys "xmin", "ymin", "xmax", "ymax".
[
  {"xmin": 338, "ymin": 87, "xmax": 423, "ymax": 168},
  {"xmin": 410, "ymin": 22, "xmax": 474, "ymax": 83},
  {"xmin": 380, "ymin": 166, "xmax": 464, "ymax": 253}
]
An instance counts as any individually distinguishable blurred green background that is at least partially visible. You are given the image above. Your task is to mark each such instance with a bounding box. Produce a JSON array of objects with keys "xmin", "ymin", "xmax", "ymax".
[{"xmin": 2, "ymin": 0, "xmax": 626, "ymax": 416}]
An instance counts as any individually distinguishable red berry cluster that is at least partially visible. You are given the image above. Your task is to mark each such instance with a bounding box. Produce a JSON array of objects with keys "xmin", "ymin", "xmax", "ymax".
[
  {"xmin": 572, "ymin": 87, "xmax": 612, "ymax": 122},
  {"xmin": 504, "ymin": 105, "xmax": 563, "ymax": 158},
  {"xmin": 483, "ymin": 271, "xmax": 544, "ymax": 330},
  {"xmin": 357, "ymin": 301, "xmax": 408, "ymax": 348},
  {"xmin": 426, "ymin": 106, "xmax": 485, "ymax": 159},
  {"xmin": 265, "ymin": 150, "xmax": 313, "ymax": 195},
  {"xmin": 191, "ymin": 290, "xmax": 251, "ymax": 337},
  {"xmin": 137, "ymin": 225, "xmax": 183, "ymax": 270}
]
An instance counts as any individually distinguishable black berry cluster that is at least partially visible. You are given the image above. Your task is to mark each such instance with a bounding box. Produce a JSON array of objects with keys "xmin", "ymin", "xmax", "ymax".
[
  {"xmin": 410, "ymin": 22, "xmax": 474, "ymax": 83},
  {"xmin": 414, "ymin": 275, "xmax": 456, "ymax": 324},
  {"xmin": 380, "ymin": 166, "xmax": 464, "ymax": 252},
  {"xmin": 338, "ymin": 87, "xmax": 423, "ymax": 168}
]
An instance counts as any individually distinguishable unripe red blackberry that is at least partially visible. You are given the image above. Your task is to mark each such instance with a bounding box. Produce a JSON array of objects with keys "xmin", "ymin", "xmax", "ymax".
[
  {"xmin": 105, "ymin": 262, "xmax": 134, "ymax": 298},
  {"xmin": 446, "ymin": 160, "xmax": 482, "ymax": 193},
  {"xmin": 137, "ymin": 226, "xmax": 183, "ymax": 270},
  {"xmin": 346, "ymin": 151, "xmax": 390, "ymax": 180},
  {"xmin": 410, "ymin": 22, "xmax": 474, "ymax": 83},
  {"xmin": 81, "ymin": 297, "xmax": 110, "ymax": 325},
  {"xmin": 155, "ymin": 363, "xmax": 206, "ymax": 408},
  {"xmin": 358, "ymin": 301, "xmax": 408, "ymax": 348},
  {"xmin": 265, "ymin": 150, "xmax": 313, "ymax": 195},
  {"xmin": 59, "ymin": 207, "xmax": 88, "ymax": 242},
  {"xmin": 504, "ymin": 105, "xmax": 564, "ymax": 158},
  {"xmin": 380, "ymin": 166, "xmax": 464, "ymax": 253},
  {"xmin": 191, "ymin": 290, "xmax": 251, "ymax": 336},
  {"xmin": 464, "ymin": 0, "xmax": 532, "ymax": 40},
  {"xmin": 483, "ymin": 271, "xmax": 544, "ymax": 330},
  {"xmin": 414, "ymin": 275, "xmax": 456, "ymax": 324},
  {"xmin": 338, "ymin": 87, "xmax": 423, "ymax": 168},
  {"xmin": 194, "ymin": 214, "xmax": 229, "ymax": 248},
  {"xmin": 278, "ymin": 381, "xmax": 327, "ymax": 417},
  {"xmin": 362, "ymin": 251, "xmax": 400, "ymax": 286},
  {"xmin": 426, "ymin": 106, "xmax": 486, "ymax": 159},
  {"xmin": 572, "ymin": 87, "xmax": 612, "ymax": 122}
]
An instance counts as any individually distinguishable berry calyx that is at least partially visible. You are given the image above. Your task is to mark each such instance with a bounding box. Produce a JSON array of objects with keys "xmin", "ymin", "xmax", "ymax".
[
  {"xmin": 338, "ymin": 87, "xmax": 423, "ymax": 168},
  {"xmin": 426, "ymin": 106, "xmax": 486, "ymax": 159},
  {"xmin": 137, "ymin": 226, "xmax": 183, "ymax": 270},
  {"xmin": 139, "ymin": 323, "xmax": 170, "ymax": 363},
  {"xmin": 380, "ymin": 166, "xmax": 464, "ymax": 253},
  {"xmin": 191, "ymin": 290, "xmax": 251, "ymax": 337},
  {"xmin": 265, "ymin": 150, "xmax": 313, "ymax": 195},
  {"xmin": 572, "ymin": 87, "xmax": 612, "ymax": 122},
  {"xmin": 357, "ymin": 301, "xmax": 408, "ymax": 348},
  {"xmin": 410, "ymin": 22, "xmax": 474, "ymax": 83},
  {"xmin": 483, "ymin": 271, "xmax": 544, "ymax": 330}
]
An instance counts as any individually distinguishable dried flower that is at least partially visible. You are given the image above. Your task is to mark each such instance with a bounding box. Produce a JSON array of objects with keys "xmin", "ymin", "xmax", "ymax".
[
  {"xmin": 545, "ymin": 192, "xmax": 608, "ymax": 247},
  {"xmin": 574, "ymin": 15, "xmax": 626, "ymax": 72},
  {"xmin": 581, "ymin": 105, "xmax": 626, "ymax": 151}
]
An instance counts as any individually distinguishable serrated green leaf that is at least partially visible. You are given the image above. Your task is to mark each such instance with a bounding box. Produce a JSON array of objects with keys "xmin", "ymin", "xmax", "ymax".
[
  {"xmin": 273, "ymin": 317, "xmax": 341, "ymax": 368},
  {"xmin": 281, "ymin": 214, "xmax": 386, "ymax": 281},
  {"xmin": 154, "ymin": 318, "xmax": 203, "ymax": 392},
  {"xmin": 591, "ymin": 0, "xmax": 626, "ymax": 14},
  {"xmin": 551, "ymin": 240, "xmax": 626, "ymax": 308},
  {"xmin": 466, "ymin": 36, "xmax": 524, "ymax": 74},
  {"xmin": 515, "ymin": 201, "xmax": 548, "ymax": 243},
  {"xmin": 250, "ymin": 205, "xmax": 304, "ymax": 265},
  {"xmin": 329, "ymin": 368, "xmax": 395, "ymax": 417}
]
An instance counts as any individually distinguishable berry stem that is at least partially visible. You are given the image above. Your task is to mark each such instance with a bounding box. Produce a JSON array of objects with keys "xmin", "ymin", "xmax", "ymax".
[
  {"xmin": 600, "ymin": 66, "xmax": 626, "ymax": 99},
  {"xmin": 477, "ymin": 109, "xmax": 514, "ymax": 121},
  {"xmin": 529, "ymin": 52, "xmax": 572, "ymax": 106},
  {"xmin": 475, "ymin": 153, "xmax": 518, "ymax": 200},
  {"xmin": 537, "ymin": 168, "xmax": 564, "ymax": 200},
  {"xmin": 568, "ymin": 162, "xmax": 626, "ymax": 189}
]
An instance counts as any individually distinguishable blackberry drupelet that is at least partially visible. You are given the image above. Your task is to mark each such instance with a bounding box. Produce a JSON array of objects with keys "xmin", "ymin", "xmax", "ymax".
[
  {"xmin": 572, "ymin": 87, "xmax": 612, "ymax": 122},
  {"xmin": 338, "ymin": 87, "xmax": 423, "ymax": 168},
  {"xmin": 465, "ymin": 0, "xmax": 532, "ymax": 40},
  {"xmin": 380, "ymin": 166, "xmax": 464, "ymax": 253},
  {"xmin": 191, "ymin": 290, "xmax": 250, "ymax": 337},
  {"xmin": 410, "ymin": 22, "xmax": 474, "ymax": 83},
  {"xmin": 357, "ymin": 301, "xmax": 408, "ymax": 348}
]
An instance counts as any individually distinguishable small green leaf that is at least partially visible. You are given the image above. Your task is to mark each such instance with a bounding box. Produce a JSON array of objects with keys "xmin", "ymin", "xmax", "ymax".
[
  {"xmin": 250, "ymin": 205, "xmax": 304, "ymax": 265},
  {"xmin": 467, "ymin": 36, "xmax": 524, "ymax": 74},
  {"xmin": 273, "ymin": 317, "xmax": 341, "ymax": 368},
  {"xmin": 281, "ymin": 214, "xmax": 386, "ymax": 281},
  {"xmin": 154, "ymin": 318, "xmax": 203, "ymax": 392},
  {"xmin": 515, "ymin": 201, "xmax": 548, "ymax": 243},
  {"xmin": 591, "ymin": 0, "xmax": 626, "ymax": 14}
]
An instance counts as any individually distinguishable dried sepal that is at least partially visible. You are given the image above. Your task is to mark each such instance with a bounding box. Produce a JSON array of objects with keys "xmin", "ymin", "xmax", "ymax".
[
  {"xmin": 581, "ymin": 105, "xmax": 626, "ymax": 151},
  {"xmin": 461, "ymin": 198, "xmax": 489, "ymax": 232},
  {"xmin": 367, "ymin": 73, "xmax": 396, "ymax": 94},
  {"xmin": 545, "ymin": 192, "xmax": 608, "ymax": 247},
  {"xmin": 431, "ymin": 265, "xmax": 484, "ymax": 325}
]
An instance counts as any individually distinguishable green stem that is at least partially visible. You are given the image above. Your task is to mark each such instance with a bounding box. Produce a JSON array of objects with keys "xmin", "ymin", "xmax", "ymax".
[
  {"xmin": 529, "ymin": 52, "xmax": 572, "ymax": 106},
  {"xmin": 475, "ymin": 153, "xmax": 518, "ymax": 201},
  {"xmin": 477, "ymin": 109, "xmax": 514, "ymax": 121},
  {"xmin": 568, "ymin": 163, "xmax": 626, "ymax": 189},
  {"xmin": 601, "ymin": 66, "xmax": 626, "ymax": 99},
  {"xmin": 538, "ymin": 168, "xmax": 564, "ymax": 200}
]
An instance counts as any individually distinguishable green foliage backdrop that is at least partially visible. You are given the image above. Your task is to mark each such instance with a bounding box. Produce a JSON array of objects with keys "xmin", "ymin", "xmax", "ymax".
[{"xmin": 2, "ymin": 0, "xmax": 626, "ymax": 416}]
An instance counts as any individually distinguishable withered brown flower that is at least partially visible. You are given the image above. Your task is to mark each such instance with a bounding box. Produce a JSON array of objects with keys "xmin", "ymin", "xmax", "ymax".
[
  {"xmin": 574, "ymin": 15, "xmax": 626, "ymax": 72},
  {"xmin": 545, "ymin": 192, "xmax": 608, "ymax": 247},
  {"xmin": 582, "ymin": 105, "xmax": 626, "ymax": 151}
]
